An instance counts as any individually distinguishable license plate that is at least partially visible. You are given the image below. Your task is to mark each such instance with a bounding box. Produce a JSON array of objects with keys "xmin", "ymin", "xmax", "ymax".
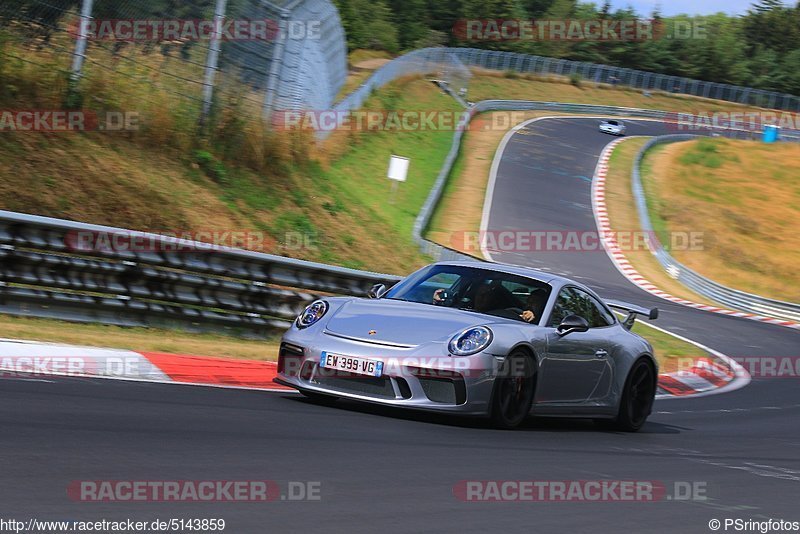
[{"xmin": 320, "ymin": 352, "xmax": 383, "ymax": 377}]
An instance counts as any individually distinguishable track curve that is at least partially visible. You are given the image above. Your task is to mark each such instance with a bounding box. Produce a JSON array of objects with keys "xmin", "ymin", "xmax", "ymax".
[{"xmin": 1, "ymin": 117, "xmax": 798, "ymax": 534}]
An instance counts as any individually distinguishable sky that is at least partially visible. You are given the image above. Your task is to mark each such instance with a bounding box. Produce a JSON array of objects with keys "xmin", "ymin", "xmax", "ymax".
[{"xmin": 610, "ymin": 0, "xmax": 794, "ymax": 16}]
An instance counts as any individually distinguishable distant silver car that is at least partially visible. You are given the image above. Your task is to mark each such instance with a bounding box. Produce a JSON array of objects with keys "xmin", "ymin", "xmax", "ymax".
[
  {"xmin": 599, "ymin": 119, "xmax": 626, "ymax": 136},
  {"xmin": 276, "ymin": 262, "xmax": 659, "ymax": 431}
]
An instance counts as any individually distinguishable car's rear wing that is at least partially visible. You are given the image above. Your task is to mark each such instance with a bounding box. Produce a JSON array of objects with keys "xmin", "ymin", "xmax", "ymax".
[{"xmin": 605, "ymin": 300, "xmax": 659, "ymax": 330}]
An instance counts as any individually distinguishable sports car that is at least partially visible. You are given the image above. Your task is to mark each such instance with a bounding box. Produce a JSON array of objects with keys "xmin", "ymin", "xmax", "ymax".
[
  {"xmin": 599, "ymin": 119, "xmax": 626, "ymax": 136},
  {"xmin": 275, "ymin": 262, "xmax": 659, "ymax": 431}
]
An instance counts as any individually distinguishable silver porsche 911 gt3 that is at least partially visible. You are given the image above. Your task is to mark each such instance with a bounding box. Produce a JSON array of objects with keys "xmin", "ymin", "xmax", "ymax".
[{"xmin": 275, "ymin": 262, "xmax": 659, "ymax": 431}]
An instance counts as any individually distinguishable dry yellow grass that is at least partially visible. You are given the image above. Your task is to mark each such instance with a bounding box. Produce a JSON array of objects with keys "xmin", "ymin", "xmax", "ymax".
[
  {"xmin": 603, "ymin": 139, "xmax": 719, "ymax": 306},
  {"xmin": 645, "ymin": 138, "xmax": 800, "ymax": 302},
  {"xmin": 0, "ymin": 315, "xmax": 280, "ymax": 361}
]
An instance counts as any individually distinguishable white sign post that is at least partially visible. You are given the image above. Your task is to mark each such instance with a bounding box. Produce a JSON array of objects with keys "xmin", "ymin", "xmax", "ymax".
[{"xmin": 387, "ymin": 155, "xmax": 410, "ymax": 204}]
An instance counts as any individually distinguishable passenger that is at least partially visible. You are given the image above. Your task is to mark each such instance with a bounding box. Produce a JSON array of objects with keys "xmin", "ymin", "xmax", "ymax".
[{"xmin": 473, "ymin": 282, "xmax": 498, "ymax": 312}]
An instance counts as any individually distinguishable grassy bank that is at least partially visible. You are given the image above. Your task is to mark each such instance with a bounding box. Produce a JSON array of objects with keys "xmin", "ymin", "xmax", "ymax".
[
  {"xmin": 642, "ymin": 138, "xmax": 800, "ymax": 302},
  {"xmin": 0, "ymin": 76, "xmax": 464, "ymax": 273}
]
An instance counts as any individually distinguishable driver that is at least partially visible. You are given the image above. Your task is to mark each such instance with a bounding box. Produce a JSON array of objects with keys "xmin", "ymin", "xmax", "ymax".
[
  {"xmin": 432, "ymin": 288, "xmax": 449, "ymax": 305},
  {"xmin": 433, "ymin": 281, "xmax": 499, "ymax": 310},
  {"xmin": 519, "ymin": 289, "xmax": 548, "ymax": 323}
]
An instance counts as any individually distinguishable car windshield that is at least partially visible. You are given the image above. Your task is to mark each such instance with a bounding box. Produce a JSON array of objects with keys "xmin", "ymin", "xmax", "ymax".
[{"xmin": 385, "ymin": 265, "xmax": 552, "ymax": 324}]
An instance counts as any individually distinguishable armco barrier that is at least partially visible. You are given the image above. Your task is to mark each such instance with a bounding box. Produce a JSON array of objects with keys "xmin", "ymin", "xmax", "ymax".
[
  {"xmin": 0, "ymin": 211, "xmax": 400, "ymax": 336},
  {"xmin": 328, "ymin": 47, "xmax": 800, "ymax": 141},
  {"xmin": 630, "ymin": 136, "xmax": 800, "ymax": 323}
]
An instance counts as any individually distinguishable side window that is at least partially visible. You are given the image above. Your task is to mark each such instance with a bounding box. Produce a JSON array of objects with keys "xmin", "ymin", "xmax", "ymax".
[
  {"xmin": 548, "ymin": 287, "xmax": 614, "ymax": 328},
  {"xmin": 593, "ymin": 297, "xmax": 616, "ymax": 326},
  {"xmin": 547, "ymin": 288, "xmax": 574, "ymax": 327}
]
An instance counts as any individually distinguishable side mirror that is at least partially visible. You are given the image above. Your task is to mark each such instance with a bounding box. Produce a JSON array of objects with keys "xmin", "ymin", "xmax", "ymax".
[
  {"xmin": 368, "ymin": 283, "xmax": 388, "ymax": 299},
  {"xmin": 557, "ymin": 314, "xmax": 590, "ymax": 336}
]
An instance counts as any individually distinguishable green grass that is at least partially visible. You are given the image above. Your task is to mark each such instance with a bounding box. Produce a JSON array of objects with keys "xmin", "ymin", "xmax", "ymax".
[
  {"xmin": 677, "ymin": 138, "xmax": 730, "ymax": 168},
  {"xmin": 638, "ymin": 138, "xmax": 800, "ymax": 301},
  {"xmin": 322, "ymin": 81, "xmax": 463, "ymax": 242}
]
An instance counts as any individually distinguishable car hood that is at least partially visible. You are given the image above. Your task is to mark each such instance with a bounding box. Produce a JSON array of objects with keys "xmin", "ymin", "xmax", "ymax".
[{"xmin": 324, "ymin": 298, "xmax": 490, "ymax": 347}]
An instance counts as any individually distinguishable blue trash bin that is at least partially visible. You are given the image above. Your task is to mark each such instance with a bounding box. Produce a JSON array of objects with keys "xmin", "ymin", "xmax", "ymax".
[{"xmin": 763, "ymin": 125, "xmax": 780, "ymax": 143}]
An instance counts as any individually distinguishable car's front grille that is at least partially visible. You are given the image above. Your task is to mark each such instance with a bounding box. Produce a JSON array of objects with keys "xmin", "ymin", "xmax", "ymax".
[
  {"xmin": 418, "ymin": 377, "xmax": 458, "ymax": 404},
  {"xmin": 314, "ymin": 371, "xmax": 396, "ymax": 399},
  {"xmin": 409, "ymin": 368, "xmax": 467, "ymax": 405},
  {"xmin": 278, "ymin": 343, "xmax": 304, "ymax": 376},
  {"xmin": 395, "ymin": 377, "xmax": 413, "ymax": 399}
]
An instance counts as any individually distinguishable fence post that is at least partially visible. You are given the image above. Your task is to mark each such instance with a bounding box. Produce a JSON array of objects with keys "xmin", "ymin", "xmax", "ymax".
[
  {"xmin": 262, "ymin": 6, "xmax": 292, "ymax": 120},
  {"xmin": 70, "ymin": 0, "xmax": 94, "ymax": 82},
  {"xmin": 200, "ymin": 0, "xmax": 228, "ymax": 127}
]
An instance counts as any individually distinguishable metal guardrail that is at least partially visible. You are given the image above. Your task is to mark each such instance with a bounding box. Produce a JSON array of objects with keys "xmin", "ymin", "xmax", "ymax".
[
  {"xmin": 0, "ymin": 211, "xmax": 401, "ymax": 337},
  {"xmin": 631, "ymin": 136, "xmax": 800, "ymax": 323},
  {"xmin": 328, "ymin": 47, "xmax": 800, "ymax": 139}
]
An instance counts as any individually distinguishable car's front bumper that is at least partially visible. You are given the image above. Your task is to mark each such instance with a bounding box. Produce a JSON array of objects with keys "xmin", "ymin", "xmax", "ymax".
[{"xmin": 276, "ymin": 331, "xmax": 501, "ymax": 416}]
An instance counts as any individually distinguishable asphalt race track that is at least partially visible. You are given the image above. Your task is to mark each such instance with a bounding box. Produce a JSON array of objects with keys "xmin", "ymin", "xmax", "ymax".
[{"xmin": 2, "ymin": 118, "xmax": 798, "ymax": 534}]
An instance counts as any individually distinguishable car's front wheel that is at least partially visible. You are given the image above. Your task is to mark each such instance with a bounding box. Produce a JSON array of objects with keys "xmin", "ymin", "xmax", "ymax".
[
  {"xmin": 613, "ymin": 358, "xmax": 656, "ymax": 432},
  {"xmin": 491, "ymin": 350, "xmax": 536, "ymax": 429}
]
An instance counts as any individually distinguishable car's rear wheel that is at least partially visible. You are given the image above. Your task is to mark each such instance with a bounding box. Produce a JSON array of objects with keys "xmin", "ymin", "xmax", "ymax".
[
  {"xmin": 301, "ymin": 390, "xmax": 339, "ymax": 406},
  {"xmin": 613, "ymin": 358, "xmax": 656, "ymax": 432},
  {"xmin": 491, "ymin": 350, "xmax": 536, "ymax": 429}
]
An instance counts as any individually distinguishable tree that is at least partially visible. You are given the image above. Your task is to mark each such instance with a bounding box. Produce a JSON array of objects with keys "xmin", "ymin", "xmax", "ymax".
[
  {"xmin": 388, "ymin": 0, "xmax": 429, "ymax": 50},
  {"xmin": 520, "ymin": 0, "xmax": 556, "ymax": 16},
  {"xmin": 332, "ymin": 0, "xmax": 399, "ymax": 52},
  {"xmin": 779, "ymin": 48, "xmax": 800, "ymax": 94}
]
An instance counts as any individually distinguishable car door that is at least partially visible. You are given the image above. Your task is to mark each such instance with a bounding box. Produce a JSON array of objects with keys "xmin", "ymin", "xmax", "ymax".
[{"xmin": 536, "ymin": 286, "xmax": 616, "ymax": 404}]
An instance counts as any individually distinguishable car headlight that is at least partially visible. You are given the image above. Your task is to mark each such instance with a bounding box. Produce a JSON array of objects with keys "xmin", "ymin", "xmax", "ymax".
[
  {"xmin": 448, "ymin": 326, "xmax": 493, "ymax": 356},
  {"xmin": 297, "ymin": 300, "xmax": 328, "ymax": 329}
]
